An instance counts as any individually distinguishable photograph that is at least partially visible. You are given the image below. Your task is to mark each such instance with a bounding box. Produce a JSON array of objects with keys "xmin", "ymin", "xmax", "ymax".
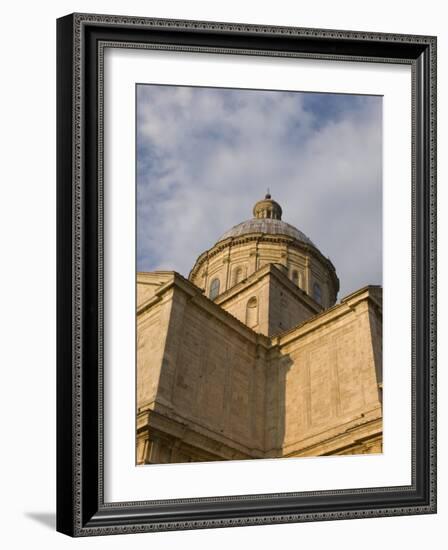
[
  {"xmin": 135, "ymin": 84, "xmax": 383, "ymax": 465},
  {"xmin": 54, "ymin": 10, "xmax": 436, "ymax": 537}
]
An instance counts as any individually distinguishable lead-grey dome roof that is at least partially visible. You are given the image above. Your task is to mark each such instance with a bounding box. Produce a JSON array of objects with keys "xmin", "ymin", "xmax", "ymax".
[{"xmin": 218, "ymin": 217, "xmax": 314, "ymax": 246}]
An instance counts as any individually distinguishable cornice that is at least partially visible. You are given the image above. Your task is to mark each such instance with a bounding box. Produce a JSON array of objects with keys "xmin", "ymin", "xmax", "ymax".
[{"xmin": 272, "ymin": 285, "xmax": 382, "ymax": 347}]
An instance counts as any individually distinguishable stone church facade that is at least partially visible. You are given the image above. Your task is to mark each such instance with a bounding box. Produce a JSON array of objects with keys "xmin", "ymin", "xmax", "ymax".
[{"xmin": 136, "ymin": 195, "xmax": 383, "ymax": 464}]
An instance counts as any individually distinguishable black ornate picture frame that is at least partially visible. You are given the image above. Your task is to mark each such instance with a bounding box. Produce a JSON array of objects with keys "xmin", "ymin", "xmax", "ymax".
[{"xmin": 56, "ymin": 13, "xmax": 437, "ymax": 537}]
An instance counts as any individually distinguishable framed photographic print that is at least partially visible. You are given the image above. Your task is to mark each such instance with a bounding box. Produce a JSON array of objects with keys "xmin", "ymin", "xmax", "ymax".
[{"xmin": 56, "ymin": 13, "xmax": 437, "ymax": 536}]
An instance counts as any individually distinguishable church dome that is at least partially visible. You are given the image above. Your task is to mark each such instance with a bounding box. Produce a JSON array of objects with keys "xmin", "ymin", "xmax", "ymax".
[
  {"xmin": 217, "ymin": 193, "xmax": 314, "ymax": 246},
  {"xmin": 218, "ymin": 218, "xmax": 314, "ymax": 246},
  {"xmin": 189, "ymin": 193, "xmax": 339, "ymax": 309}
]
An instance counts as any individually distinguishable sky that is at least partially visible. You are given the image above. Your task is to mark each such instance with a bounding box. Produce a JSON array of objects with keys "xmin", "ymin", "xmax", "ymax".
[{"xmin": 136, "ymin": 84, "xmax": 382, "ymax": 300}]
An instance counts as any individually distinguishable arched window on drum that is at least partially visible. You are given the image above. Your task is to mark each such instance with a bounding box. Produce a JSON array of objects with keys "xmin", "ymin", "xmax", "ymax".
[
  {"xmin": 291, "ymin": 270, "xmax": 303, "ymax": 289},
  {"xmin": 313, "ymin": 282, "xmax": 322, "ymax": 305},
  {"xmin": 246, "ymin": 297, "xmax": 258, "ymax": 328},
  {"xmin": 291, "ymin": 270, "xmax": 298, "ymax": 285},
  {"xmin": 233, "ymin": 266, "xmax": 244, "ymax": 285},
  {"xmin": 209, "ymin": 278, "xmax": 220, "ymax": 300}
]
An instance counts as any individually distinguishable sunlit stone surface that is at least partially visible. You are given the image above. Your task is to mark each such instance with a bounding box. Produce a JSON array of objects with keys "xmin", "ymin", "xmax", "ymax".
[{"xmin": 136, "ymin": 195, "xmax": 382, "ymax": 464}]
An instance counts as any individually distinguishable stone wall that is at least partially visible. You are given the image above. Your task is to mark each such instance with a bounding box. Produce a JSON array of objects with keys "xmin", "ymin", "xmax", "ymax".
[
  {"xmin": 137, "ymin": 272, "xmax": 270, "ymax": 463},
  {"xmin": 137, "ymin": 273, "xmax": 175, "ymax": 411},
  {"xmin": 267, "ymin": 268, "xmax": 322, "ymax": 336},
  {"xmin": 271, "ymin": 287, "xmax": 383, "ymax": 457},
  {"xmin": 137, "ymin": 272, "xmax": 382, "ymax": 463}
]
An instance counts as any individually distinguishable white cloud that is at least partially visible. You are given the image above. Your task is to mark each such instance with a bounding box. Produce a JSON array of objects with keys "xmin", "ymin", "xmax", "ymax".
[{"xmin": 137, "ymin": 85, "xmax": 382, "ymax": 299}]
